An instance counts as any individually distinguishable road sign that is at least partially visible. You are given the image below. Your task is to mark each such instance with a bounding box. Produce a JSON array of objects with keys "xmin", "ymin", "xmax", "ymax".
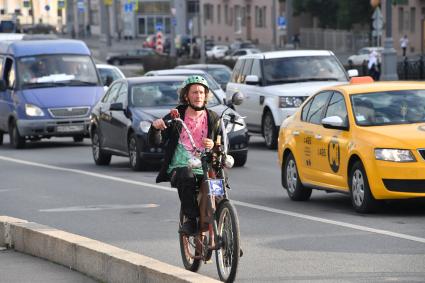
[
  {"xmin": 77, "ymin": 0, "xmax": 85, "ymax": 13},
  {"xmin": 58, "ymin": 0, "xmax": 65, "ymax": 9},
  {"xmin": 44, "ymin": 4, "xmax": 50, "ymax": 11},
  {"xmin": 124, "ymin": 3, "xmax": 133, "ymax": 13},
  {"xmin": 277, "ymin": 16, "xmax": 286, "ymax": 27},
  {"xmin": 156, "ymin": 23, "xmax": 163, "ymax": 31}
]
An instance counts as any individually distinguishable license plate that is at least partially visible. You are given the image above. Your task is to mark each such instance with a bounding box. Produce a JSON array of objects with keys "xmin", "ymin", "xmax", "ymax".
[
  {"xmin": 208, "ymin": 179, "xmax": 225, "ymax": 196},
  {"xmin": 57, "ymin": 125, "xmax": 84, "ymax": 132}
]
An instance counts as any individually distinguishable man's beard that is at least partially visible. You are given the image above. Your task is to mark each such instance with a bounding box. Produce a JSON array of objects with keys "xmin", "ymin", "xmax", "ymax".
[{"xmin": 188, "ymin": 101, "xmax": 205, "ymax": 111}]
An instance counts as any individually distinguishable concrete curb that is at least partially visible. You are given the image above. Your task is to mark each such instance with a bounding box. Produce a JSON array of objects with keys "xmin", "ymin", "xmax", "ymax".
[{"xmin": 0, "ymin": 216, "xmax": 219, "ymax": 283}]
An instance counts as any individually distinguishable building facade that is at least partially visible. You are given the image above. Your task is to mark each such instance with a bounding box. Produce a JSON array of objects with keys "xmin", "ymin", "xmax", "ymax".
[{"xmin": 381, "ymin": 0, "xmax": 425, "ymax": 56}]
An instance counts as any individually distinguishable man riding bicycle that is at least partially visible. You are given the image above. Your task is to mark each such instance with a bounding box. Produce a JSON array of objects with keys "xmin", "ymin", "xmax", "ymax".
[{"xmin": 148, "ymin": 75, "xmax": 220, "ymax": 235}]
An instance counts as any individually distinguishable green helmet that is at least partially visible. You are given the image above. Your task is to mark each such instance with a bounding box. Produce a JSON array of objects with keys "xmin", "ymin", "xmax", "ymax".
[{"xmin": 181, "ymin": 75, "xmax": 209, "ymax": 90}]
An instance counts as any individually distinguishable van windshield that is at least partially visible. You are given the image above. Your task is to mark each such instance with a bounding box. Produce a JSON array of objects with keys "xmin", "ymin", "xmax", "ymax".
[
  {"xmin": 17, "ymin": 55, "xmax": 100, "ymax": 89},
  {"xmin": 263, "ymin": 55, "xmax": 348, "ymax": 86}
]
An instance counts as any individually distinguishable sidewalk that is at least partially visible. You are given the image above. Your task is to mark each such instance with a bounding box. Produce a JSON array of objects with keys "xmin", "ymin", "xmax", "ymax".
[{"xmin": 0, "ymin": 248, "xmax": 96, "ymax": 283}]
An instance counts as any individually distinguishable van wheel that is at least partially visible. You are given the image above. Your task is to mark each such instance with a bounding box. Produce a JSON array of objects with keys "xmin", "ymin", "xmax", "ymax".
[
  {"xmin": 0, "ymin": 131, "xmax": 3, "ymax": 145},
  {"xmin": 262, "ymin": 111, "xmax": 278, "ymax": 149},
  {"xmin": 9, "ymin": 120, "xmax": 26, "ymax": 149}
]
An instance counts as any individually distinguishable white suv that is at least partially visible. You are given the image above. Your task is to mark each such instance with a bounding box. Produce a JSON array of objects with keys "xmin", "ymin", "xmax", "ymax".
[{"xmin": 226, "ymin": 50, "xmax": 358, "ymax": 149}]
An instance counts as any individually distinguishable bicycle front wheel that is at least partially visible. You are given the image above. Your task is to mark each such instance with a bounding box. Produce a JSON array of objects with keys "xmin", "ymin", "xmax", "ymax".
[
  {"xmin": 179, "ymin": 210, "xmax": 201, "ymax": 272},
  {"xmin": 215, "ymin": 200, "xmax": 240, "ymax": 282}
]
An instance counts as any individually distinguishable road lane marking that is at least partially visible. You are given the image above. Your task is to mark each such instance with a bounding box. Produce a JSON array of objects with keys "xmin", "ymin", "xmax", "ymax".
[
  {"xmin": 39, "ymin": 203, "xmax": 159, "ymax": 212},
  {"xmin": 1, "ymin": 155, "xmax": 425, "ymax": 244}
]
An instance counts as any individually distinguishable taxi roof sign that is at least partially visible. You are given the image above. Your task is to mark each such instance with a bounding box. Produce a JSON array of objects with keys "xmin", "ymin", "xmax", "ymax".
[{"xmin": 350, "ymin": 76, "xmax": 374, "ymax": 84}]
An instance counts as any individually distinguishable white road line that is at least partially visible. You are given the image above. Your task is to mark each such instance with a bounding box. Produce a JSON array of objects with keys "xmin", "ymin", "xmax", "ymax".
[
  {"xmin": 39, "ymin": 203, "xmax": 159, "ymax": 212},
  {"xmin": 2, "ymin": 155, "xmax": 425, "ymax": 244}
]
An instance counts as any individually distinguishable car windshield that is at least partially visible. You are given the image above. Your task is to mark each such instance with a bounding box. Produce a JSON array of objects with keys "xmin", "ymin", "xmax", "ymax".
[
  {"xmin": 98, "ymin": 67, "xmax": 123, "ymax": 85},
  {"xmin": 263, "ymin": 55, "xmax": 347, "ymax": 85},
  {"xmin": 130, "ymin": 81, "xmax": 221, "ymax": 108},
  {"xmin": 17, "ymin": 55, "xmax": 99, "ymax": 89},
  {"xmin": 206, "ymin": 68, "xmax": 231, "ymax": 85},
  {"xmin": 351, "ymin": 90, "xmax": 425, "ymax": 126}
]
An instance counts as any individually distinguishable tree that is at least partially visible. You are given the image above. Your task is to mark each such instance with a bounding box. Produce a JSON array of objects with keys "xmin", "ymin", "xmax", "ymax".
[{"xmin": 293, "ymin": 0, "xmax": 373, "ymax": 30}]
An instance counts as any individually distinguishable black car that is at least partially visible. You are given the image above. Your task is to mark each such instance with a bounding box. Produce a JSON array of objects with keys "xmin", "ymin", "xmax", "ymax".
[
  {"xmin": 90, "ymin": 76, "xmax": 249, "ymax": 171},
  {"xmin": 106, "ymin": 48, "xmax": 158, "ymax": 65}
]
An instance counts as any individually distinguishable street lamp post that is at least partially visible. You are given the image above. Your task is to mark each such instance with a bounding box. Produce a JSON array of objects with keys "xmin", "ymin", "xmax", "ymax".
[{"xmin": 380, "ymin": 0, "xmax": 398, "ymax": 81}]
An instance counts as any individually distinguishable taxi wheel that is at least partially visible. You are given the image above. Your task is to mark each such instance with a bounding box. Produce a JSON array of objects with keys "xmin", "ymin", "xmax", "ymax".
[
  {"xmin": 349, "ymin": 161, "xmax": 378, "ymax": 213},
  {"xmin": 91, "ymin": 128, "xmax": 112, "ymax": 166},
  {"xmin": 128, "ymin": 133, "xmax": 146, "ymax": 171},
  {"xmin": 283, "ymin": 153, "xmax": 312, "ymax": 201},
  {"xmin": 262, "ymin": 111, "xmax": 278, "ymax": 150}
]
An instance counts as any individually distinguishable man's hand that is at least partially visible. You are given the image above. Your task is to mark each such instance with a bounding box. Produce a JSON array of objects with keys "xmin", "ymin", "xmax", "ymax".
[
  {"xmin": 203, "ymin": 138, "xmax": 214, "ymax": 149},
  {"xmin": 152, "ymin": 119, "xmax": 167, "ymax": 130}
]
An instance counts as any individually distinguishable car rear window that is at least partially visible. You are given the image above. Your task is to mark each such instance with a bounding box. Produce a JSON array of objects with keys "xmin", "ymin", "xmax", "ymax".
[{"xmin": 130, "ymin": 81, "xmax": 221, "ymax": 107}]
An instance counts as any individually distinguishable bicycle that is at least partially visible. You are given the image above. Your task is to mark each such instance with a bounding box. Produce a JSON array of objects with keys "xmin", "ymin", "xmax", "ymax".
[{"xmin": 167, "ymin": 93, "xmax": 243, "ymax": 282}]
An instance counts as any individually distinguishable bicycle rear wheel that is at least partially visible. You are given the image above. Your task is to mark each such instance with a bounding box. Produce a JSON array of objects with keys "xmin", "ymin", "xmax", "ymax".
[
  {"xmin": 179, "ymin": 210, "xmax": 202, "ymax": 272},
  {"xmin": 215, "ymin": 200, "xmax": 240, "ymax": 282}
]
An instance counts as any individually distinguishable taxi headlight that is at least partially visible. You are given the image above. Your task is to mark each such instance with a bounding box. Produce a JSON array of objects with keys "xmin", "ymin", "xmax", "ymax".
[
  {"xmin": 374, "ymin": 149, "xmax": 416, "ymax": 162},
  {"xmin": 279, "ymin": 96, "xmax": 304, "ymax": 108},
  {"xmin": 25, "ymin": 104, "xmax": 44, "ymax": 117},
  {"xmin": 139, "ymin": 121, "xmax": 151, "ymax": 133},
  {"xmin": 225, "ymin": 117, "xmax": 246, "ymax": 133}
]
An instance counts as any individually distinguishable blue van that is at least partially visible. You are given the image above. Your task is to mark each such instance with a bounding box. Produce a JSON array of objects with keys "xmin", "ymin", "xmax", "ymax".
[{"xmin": 0, "ymin": 39, "xmax": 104, "ymax": 148}]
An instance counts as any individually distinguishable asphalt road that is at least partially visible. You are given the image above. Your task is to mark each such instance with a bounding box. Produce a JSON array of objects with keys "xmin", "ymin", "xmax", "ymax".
[{"xmin": 1, "ymin": 135, "xmax": 425, "ymax": 282}]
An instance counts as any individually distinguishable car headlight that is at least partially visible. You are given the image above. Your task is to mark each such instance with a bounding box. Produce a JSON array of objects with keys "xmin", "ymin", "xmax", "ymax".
[
  {"xmin": 139, "ymin": 121, "xmax": 151, "ymax": 133},
  {"xmin": 374, "ymin": 149, "xmax": 416, "ymax": 162},
  {"xmin": 279, "ymin": 96, "xmax": 305, "ymax": 108},
  {"xmin": 25, "ymin": 104, "xmax": 44, "ymax": 117},
  {"xmin": 225, "ymin": 117, "xmax": 246, "ymax": 133}
]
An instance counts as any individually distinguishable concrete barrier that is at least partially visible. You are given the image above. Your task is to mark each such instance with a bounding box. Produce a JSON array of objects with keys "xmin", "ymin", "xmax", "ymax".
[{"xmin": 0, "ymin": 216, "xmax": 219, "ymax": 283}]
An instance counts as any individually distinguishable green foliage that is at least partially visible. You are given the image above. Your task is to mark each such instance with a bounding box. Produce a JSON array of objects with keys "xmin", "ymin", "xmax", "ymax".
[{"xmin": 293, "ymin": 0, "xmax": 373, "ymax": 30}]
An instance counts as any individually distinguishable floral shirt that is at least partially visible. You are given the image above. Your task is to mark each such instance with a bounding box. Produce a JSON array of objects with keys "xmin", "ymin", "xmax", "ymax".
[{"xmin": 167, "ymin": 110, "xmax": 208, "ymax": 175}]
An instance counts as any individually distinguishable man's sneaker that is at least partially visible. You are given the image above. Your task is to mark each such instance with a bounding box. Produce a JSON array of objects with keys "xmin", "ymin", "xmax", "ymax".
[{"xmin": 179, "ymin": 218, "xmax": 197, "ymax": 235}]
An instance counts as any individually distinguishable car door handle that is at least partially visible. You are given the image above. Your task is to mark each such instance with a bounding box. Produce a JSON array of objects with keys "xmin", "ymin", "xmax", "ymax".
[
  {"xmin": 314, "ymin": 134, "xmax": 322, "ymax": 140},
  {"xmin": 292, "ymin": 130, "xmax": 300, "ymax": 136}
]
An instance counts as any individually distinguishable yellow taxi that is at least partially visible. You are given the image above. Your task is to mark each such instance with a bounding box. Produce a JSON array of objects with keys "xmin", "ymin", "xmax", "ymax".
[{"xmin": 277, "ymin": 77, "xmax": 425, "ymax": 213}]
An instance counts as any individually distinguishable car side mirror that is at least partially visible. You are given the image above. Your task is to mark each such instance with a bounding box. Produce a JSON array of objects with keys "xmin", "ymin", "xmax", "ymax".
[
  {"xmin": 322, "ymin": 116, "xmax": 348, "ymax": 130},
  {"xmin": 231, "ymin": 91, "xmax": 244, "ymax": 106},
  {"xmin": 347, "ymin": 69, "xmax": 359, "ymax": 78},
  {"xmin": 109, "ymin": 102, "xmax": 124, "ymax": 111},
  {"xmin": 245, "ymin": 75, "xmax": 260, "ymax": 85},
  {"xmin": 0, "ymin": 80, "xmax": 6, "ymax": 91}
]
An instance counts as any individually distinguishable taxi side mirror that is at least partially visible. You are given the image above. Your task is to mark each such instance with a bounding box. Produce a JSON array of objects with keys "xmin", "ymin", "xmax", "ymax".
[{"xmin": 322, "ymin": 116, "xmax": 349, "ymax": 131}]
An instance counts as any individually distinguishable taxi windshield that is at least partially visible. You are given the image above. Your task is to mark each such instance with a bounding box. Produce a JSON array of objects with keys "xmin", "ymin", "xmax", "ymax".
[
  {"xmin": 351, "ymin": 90, "xmax": 425, "ymax": 126},
  {"xmin": 17, "ymin": 55, "xmax": 99, "ymax": 89},
  {"xmin": 130, "ymin": 81, "xmax": 221, "ymax": 108}
]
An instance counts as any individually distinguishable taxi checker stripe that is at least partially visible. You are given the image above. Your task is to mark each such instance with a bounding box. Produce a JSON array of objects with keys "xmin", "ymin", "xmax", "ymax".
[{"xmin": 1, "ymin": 155, "xmax": 425, "ymax": 245}]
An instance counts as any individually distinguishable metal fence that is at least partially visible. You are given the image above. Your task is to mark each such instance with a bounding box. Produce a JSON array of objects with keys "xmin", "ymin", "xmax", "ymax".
[
  {"xmin": 300, "ymin": 28, "xmax": 370, "ymax": 53},
  {"xmin": 345, "ymin": 56, "xmax": 425, "ymax": 81}
]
